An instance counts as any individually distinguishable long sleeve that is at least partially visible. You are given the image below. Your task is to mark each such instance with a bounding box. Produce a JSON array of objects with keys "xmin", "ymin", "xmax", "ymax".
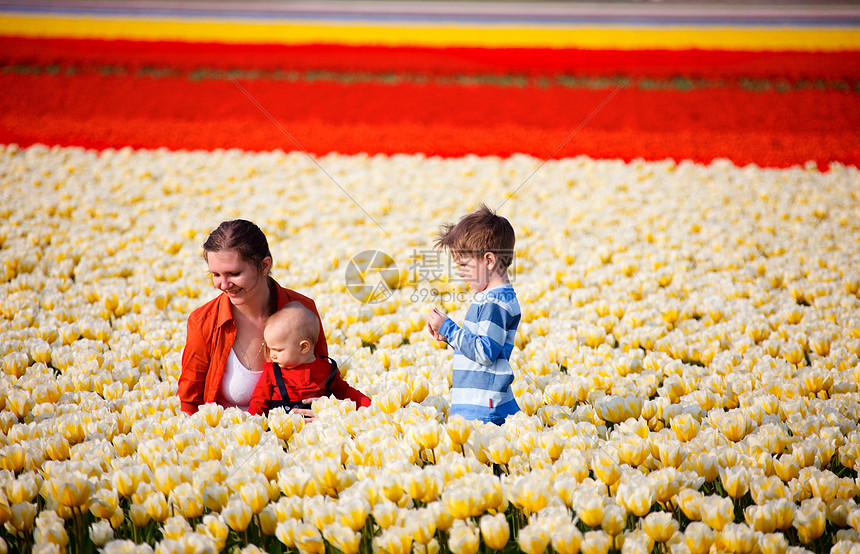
[
  {"xmin": 330, "ymin": 375, "xmax": 372, "ymax": 408},
  {"xmin": 439, "ymin": 300, "xmax": 516, "ymax": 366},
  {"xmin": 178, "ymin": 312, "xmax": 210, "ymax": 415},
  {"xmin": 248, "ymin": 364, "xmax": 274, "ymax": 415}
]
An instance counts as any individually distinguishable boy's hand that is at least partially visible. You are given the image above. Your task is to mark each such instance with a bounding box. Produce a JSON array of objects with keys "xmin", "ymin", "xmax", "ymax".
[{"xmin": 427, "ymin": 307, "xmax": 449, "ymax": 342}]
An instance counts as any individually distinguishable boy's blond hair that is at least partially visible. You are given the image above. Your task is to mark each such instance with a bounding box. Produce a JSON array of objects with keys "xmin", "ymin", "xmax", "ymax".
[
  {"xmin": 434, "ymin": 204, "xmax": 515, "ymax": 271},
  {"xmin": 266, "ymin": 302, "xmax": 319, "ymax": 346}
]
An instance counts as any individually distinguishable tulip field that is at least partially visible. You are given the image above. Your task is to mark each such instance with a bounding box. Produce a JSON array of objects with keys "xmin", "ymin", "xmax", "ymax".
[{"xmin": 2, "ymin": 5, "xmax": 860, "ymax": 554}]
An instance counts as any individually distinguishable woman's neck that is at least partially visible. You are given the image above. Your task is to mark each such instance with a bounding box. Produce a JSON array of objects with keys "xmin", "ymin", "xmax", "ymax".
[{"xmin": 233, "ymin": 277, "xmax": 273, "ymax": 322}]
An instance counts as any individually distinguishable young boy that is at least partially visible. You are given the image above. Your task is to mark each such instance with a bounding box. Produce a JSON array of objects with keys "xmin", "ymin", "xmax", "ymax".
[
  {"xmin": 249, "ymin": 302, "xmax": 371, "ymax": 415},
  {"xmin": 426, "ymin": 204, "xmax": 521, "ymax": 424}
]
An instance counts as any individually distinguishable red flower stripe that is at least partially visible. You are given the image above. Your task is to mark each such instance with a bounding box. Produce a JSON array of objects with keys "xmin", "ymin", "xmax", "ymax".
[
  {"xmin": 2, "ymin": 37, "xmax": 859, "ymax": 80},
  {"xmin": 2, "ymin": 72, "xmax": 857, "ymax": 167}
]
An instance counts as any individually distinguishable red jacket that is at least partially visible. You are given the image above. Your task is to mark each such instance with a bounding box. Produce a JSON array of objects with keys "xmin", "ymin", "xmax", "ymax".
[
  {"xmin": 178, "ymin": 278, "xmax": 328, "ymax": 415},
  {"xmin": 248, "ymin": 356, "xmax": 371, "ymax": 415}
]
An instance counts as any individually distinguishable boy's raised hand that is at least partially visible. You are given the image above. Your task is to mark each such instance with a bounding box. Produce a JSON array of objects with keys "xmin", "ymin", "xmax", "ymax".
[{"xmin": 427, "ymin": 307, "xmax": 448, "ymax": 342}]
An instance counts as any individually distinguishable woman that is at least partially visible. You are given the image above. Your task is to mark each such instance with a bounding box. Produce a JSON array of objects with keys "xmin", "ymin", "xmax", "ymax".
[{"xmin": 178, "ymin": 219, "xmax": 327, "ymax": 417}]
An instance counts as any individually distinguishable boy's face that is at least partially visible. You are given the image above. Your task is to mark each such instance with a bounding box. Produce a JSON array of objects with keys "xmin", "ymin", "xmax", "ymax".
[
  {"xmin": 453, "ymin": 253, "xmax": 493, "ymax": 293},
  {"xmin": 263, "ymin": 325, "xmax": 310, "ymax": 369}
]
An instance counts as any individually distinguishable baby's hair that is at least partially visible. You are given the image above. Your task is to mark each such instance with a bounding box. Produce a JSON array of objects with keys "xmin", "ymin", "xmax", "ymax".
[
  {"xmin": 266, "ymin": 301, "xmax": 319, "ymax": 346},
  {"xmin": 434, "ymin": 203, "xmax": 516, "ymax": 270}
]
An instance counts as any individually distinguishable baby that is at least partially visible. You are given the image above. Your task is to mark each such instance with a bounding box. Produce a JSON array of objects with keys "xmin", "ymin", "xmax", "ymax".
[{"xmin": 249, "ymin": 301, "xmax": 370, "ymax": 415}]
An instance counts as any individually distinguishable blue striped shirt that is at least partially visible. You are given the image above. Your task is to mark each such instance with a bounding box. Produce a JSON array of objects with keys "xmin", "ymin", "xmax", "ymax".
[{"xmin": 439, "ymin": 284, "xmax": 521, "ymax": 424}]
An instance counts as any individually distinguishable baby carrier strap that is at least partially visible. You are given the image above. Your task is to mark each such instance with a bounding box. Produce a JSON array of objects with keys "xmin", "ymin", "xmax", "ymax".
[
  {"xmin": 271, "ymin": 357, "xmax": 339, "ymax": 411},
  {"xmin": 271, "ymin": 362, "xmax": 292, "ymax": 406},
  {"xmin": 321, "ymin": 356, "xmax": 339, "ymax": 396}
]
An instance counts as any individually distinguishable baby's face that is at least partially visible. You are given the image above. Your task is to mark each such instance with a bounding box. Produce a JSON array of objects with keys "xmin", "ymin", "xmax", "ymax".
[{"xmin": 263, "ymin": 326, "xmax": 307, "ymax": 369}]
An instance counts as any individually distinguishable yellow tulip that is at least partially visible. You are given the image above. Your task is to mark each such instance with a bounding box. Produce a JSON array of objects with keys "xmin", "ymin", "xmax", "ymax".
[
  {"xmin": 442, "ymin": 488, "xmax": 478, "ymax": 520},
  {"xmin": 641, "ymin": 512, "xmax": 678, "ymax": 543},
  {"xmin": 809, "ymin": 469, "xmax": 839, "ymax": 503},
  {"xmin": 170, "ymin": 482, "xmax": 204, "ymax": 519},
  {"xmin": 239, "ymin": 481, "xmax": 269, "ymax": 515},
  {"xmin": 129, "ymin": 503, "xmax": 150, "ymax": 528},
  {"xmin": 654, "ymin": 440, "xmax": 685, "ymax": 469},
  {"xmin": 142, "ymin": 491, "xmax": 168, "ymax": 523},
  {"xmin": 8, "ymin": 502, "xmax": 37, "ymax": 534},
  {"xmin": 89, "ymin": 488, "xmax": 119, "ymax": 520},
  {"xmin": 324, "ymin": 523, "xmax": 361, "ymax": 554},
  {"xmin": 373, "ymin": 499, "xmax": 399, "ymax": 530},
  {"xmin": 757, "ymin": 532, "xmax": 788, "ymax": 554},
  {"xmin": 201, "ymin": 483, "xmax": 228, "ymax": 513},
  {"xmin": 514, "ymin": 476, "xmax": 551, "ymax": 515},
  {"xmin": 720, "ymin": 466, "xmax": 750, "ymax": 499},
  {"xmin": 579, "ymin": 530, "xmax": 612, "ymax": 554},
  {"xmin": 89, "ymin": 520, "xmax": 114, "ymax": 547},
  {"xmin": 0, "ymin": 495, "xmax": 10, "ymax": 527},
  {"xmin": 409, "ymin": 507, "xmax": 438, "ymax": 545},
  {"xmin": 793, "ymin": 498, "xmax": 826, "ymax": 544},
  {"xmin": 601, "ymin": 503, "xmax": 625, "ymax": 536},
  {"xmin": 278, "ymin": 467, "xmax": 310, "ymax": 497},
  {"xmin": 429, "ymin": 501, "xmax": 454, "ymax": 532},
  {"xmin": 306, "ymin": 500, "xmax": 336, "ymax": 531},
  {"xmin": 373, "ymin": 526, "xmax": 413, "ymax": 554},
  {"xmin": 670, "ymin": 413, "xmax": 700, "ymax": 442},
  {"xmin": 196, "ymin": 514, "xmax": 229, "ymax": 551},
  {"xmin": 683, "ymin": 521, "xmax": 715, "ymax": 554},
  {"xmin": 574, "ymin": 494, "xmax": 604, "ymax": 528},
  {"xmin": 615, "ymin": 476, "xmax": 655, "ymax": 518},
  {"xmin": 715, "ymin": 522, "xmax": 756, "ymax": 554},
  {"xmin": 694, "ymin": 453, "xmax": 719, "ymax": 483},
  {"xmin": 55, "ymin": 473, "xmax": 92, "ymax": 509},
  {"xmin": 34, "ymin": 521, "xmax": 69, "ymax": 549},
  {"xmin": 773, "ymin": 455, "xmax": 799, "ymax": 482},
  {"xmin": 414, "ymin": 420, "xmax": 441, "ymax": 451},
  {"xmin": 699, "ymin": 495, "xmax": 734, "ymax": 531},
  {"xmin": 44, "ymin": 434, "xmax": 70, "ymax": 462},
  {"xmin": 676, "ymin": 489, "xmax": 703, "ymax": 521},
  {"xmin": 161, "ymin": 515, "xmax": 192, "ymax": 540},
  {"xmin": 591, "ymin": 451, "xmax": 621, "ymax": 486},
  {"xmin": 518, "ymin": 524, "xmax": 551, "ymax": 554},
  {"xmin": 479, "ymin": 513, "xmax": 510, "ymax": 550},
  {"xmin": 744, "ymin": 505, "xmax": 777, "ymax": 534},
  {"xmin": 750, "ymin": 475, "xmax": 787, "ymax": 505},
  {"xmin": 446, "ymin": 415, "xmax": 471, "ymax": 447},
  {"xmin": 448, "ymin": 522, "xmax": 480, "ymax": 554},
  {"xmin": 6, "ymin": 473, "xmax": 39, "ymax": 504},
  {"xmin": 276, "ymin": 519, "xmax": 299, "ymax": 548},
  {"xmin": 486, "ymin": 436, "xmax": 514, "ymax": 465},
  {"xmin": 336, "ymin": 496, "xmax": 369, "ymax": 532},
  {"xmin": 551, "ymin": 522, "xmax": 583, "ymax": 554},
  {"xmin": 294, "ymin": 522, "xmax": 325, "ymax": 554},
  {"xmin": 616, "ymin": 436, "xmax": 648, "ymax": 467},
  {"xmin": 222, "ymin": 498, "xmax": 253, "ymax": 532}
]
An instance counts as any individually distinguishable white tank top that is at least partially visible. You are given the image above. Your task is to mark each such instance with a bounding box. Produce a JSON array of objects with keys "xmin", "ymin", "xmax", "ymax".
[{"xmin": 217, "ymin": 349, "xmax": 264, "ymax": 411}]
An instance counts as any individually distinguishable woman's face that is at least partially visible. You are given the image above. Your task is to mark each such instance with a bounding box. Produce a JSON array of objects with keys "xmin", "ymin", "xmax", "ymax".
[{"xmin": 207, "ymin": 249, "xmax": 270, "ymax": 306}]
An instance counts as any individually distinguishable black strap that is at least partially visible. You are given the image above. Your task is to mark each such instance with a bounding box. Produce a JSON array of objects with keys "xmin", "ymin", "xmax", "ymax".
[
  {"xmin": 271, "ymin": 356, "xmax": 339, "ymax": 404},
  {"xmin": 271, "ymin": 362, "xmax": 292, "ymax": 404},
  {"xmin": 322, "ymin": 356, "xmax": 338, "ymax": 396}
]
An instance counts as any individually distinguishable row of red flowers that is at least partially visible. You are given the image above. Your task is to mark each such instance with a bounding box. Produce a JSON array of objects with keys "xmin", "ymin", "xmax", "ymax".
[
  {"xmin": 3, "ymin": 37, "xmax": 860, "ymax": 80},
  {"xmin": 3, "ymin": 65, "xmax": 858, "ymax": 167}
]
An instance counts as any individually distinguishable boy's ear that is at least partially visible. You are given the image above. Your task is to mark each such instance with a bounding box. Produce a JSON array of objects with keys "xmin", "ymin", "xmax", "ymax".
[
  {"xmin": 299, "ymin": 339, "xmax": 312, "ymax": 354},
  {"xmin": 484, "ymin": 251, "xmax": 498, "ymax": 271}
]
